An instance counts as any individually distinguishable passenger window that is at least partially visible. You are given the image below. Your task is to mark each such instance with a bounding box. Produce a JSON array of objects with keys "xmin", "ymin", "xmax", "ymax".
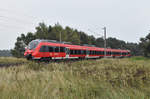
[
  {"xmin": 55, "ymin": 47, "xmax": 59, "ymax": 52},
  {"xmin": 60, "ymin": 47, "xmax": 65, "ymax": 52},
  {"xmin": 49, "ymin": 46, "xmax": 54, "ymax": 52},
  {"xmin": 70, "ymin": 50, "xmax": 73, "ymax": 54},
  {"xmin": 39, "ymin": 46, "xmax": 49, "ymax": 52}
]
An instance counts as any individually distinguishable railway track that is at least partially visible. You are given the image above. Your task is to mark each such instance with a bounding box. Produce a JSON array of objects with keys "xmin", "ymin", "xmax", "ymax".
[{"xmin": 0, "ymin": 58, "xmax": 104, "ymax": 68}]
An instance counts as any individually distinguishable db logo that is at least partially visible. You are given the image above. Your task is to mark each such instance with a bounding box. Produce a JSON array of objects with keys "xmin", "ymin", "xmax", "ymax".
[
  {"xmin": 54, "ymin": 53, "xmax": 59, "ymax": 55},
  {"xmin": 50, "ymin": 53, "xmax": 53, "ymax": 56}
]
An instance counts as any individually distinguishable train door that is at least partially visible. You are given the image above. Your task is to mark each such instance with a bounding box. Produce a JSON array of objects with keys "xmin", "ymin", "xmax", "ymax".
[
  {"xmin": 86, "ymin": 48, "xmax": 89, "ymax": 58},
  {"xmin": 65, "ymin": 48, "xmax": 70, "ymax": 59}
]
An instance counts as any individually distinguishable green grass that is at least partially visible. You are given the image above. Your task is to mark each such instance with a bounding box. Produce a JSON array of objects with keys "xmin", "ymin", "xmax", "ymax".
[
  {"xmin": 0, "ymin": 57, "xmax": 150, "ymax": 99},
  {"xmin": 0, "ymin": 57, "xmax": 28, "ymax": 65},
  {"xmin": 129, "ymin": 56, "xmax": 150, "ymax": 61}
]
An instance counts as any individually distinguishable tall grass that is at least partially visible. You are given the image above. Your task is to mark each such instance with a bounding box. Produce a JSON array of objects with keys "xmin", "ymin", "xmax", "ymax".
[
  {"xmin": 0, "ymin": 57, "xmax": 28, "ymax": 65},
  {"xmin": 0, "ymin": 57, "xmax": 150, "ymax": 98}
]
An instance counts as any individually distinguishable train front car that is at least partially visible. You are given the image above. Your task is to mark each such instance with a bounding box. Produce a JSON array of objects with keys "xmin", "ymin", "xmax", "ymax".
[{"xmin": 24, "ymin": 40, "xmax": 40, "ymax": 60}]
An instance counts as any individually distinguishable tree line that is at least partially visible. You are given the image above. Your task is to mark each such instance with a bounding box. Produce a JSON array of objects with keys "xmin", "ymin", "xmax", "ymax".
[
  {"xmin": 11, "ymin": 22, "xmax": 143, "ymax": 58},
  {"xmin": 0, "ymin": 50, "xmax": 12, "ymax": 57}
]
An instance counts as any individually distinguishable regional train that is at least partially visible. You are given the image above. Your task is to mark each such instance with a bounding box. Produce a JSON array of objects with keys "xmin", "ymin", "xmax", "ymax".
[{"xmin": 24, "ymin": 39, "xmax": 130, "ymax": 61}]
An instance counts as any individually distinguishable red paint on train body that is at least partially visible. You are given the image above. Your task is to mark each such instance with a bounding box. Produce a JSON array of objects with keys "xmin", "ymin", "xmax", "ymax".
[{"xmin": 24, "ymin": 39, "xmax": 131, "ymax": 60}]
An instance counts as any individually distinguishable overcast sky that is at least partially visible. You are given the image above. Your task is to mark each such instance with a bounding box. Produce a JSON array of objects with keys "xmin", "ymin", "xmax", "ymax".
[{"xmin": 0, "ymin": 0, "xmax": 150, "ymax": 49}]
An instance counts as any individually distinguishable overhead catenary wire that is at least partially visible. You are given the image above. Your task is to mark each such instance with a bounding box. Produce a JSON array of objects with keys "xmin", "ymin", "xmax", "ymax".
[
  {"xmin": 0, "ymin": 8, "xmax": 41, "ymax": 33},
  {"xmin": 0, "ymin": 8, "xmax": 40, "ymax": 21},
  {"xmin": 0, "ymin": 7, "xmax": 42, "ymax": 29},
  {"xmin": 0, "ymin": 15, "xmax": 37, "ymax": 26},
  {"xmin": 87, "ymin": 29, "xmax": 104, "ymax": 38}
]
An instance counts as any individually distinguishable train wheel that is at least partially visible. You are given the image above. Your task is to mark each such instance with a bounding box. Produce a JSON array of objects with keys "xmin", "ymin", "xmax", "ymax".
[{"xmin": 26, "ymin": 54, "xmax": 32, "ymax": 60}]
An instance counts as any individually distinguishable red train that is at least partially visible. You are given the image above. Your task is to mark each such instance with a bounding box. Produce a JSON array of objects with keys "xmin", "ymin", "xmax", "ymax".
[{"xmin": 24, "ymin": 39, "xmax": 131, "ymax": 61}]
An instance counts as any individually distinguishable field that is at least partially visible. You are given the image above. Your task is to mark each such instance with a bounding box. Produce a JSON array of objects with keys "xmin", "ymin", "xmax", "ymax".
[{"xmin": 0, "ymin": 57, "xmax": 150, "ymax": 99}]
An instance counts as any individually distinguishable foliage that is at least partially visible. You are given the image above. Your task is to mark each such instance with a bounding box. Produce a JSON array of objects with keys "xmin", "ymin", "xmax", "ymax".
[
  {"xmin": 0, "ymin": 57, "xmax": 28, "ymax": 66},
  {"xmin": 140, "ymin": 33, "xmax": 150, "ymax": 57},
  {"xmin": 0, "ymin": 57, "xmax": 150, "ymax": 98},
  {"xmin": 0, "ymin": 50, "xmax": 12, "ymax": 57},
  {"xmin": 11, "ymin": 22, "xmax": 142, "ymax": 57},
  {"xmin": 11, "ymin": 33, "xmax": 35, "ymax": 58}
]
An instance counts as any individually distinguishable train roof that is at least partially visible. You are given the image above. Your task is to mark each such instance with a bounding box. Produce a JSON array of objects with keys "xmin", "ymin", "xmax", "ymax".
[{"xmin": 35, "ymin": 39, "xmax": 130, "ymax": 52}]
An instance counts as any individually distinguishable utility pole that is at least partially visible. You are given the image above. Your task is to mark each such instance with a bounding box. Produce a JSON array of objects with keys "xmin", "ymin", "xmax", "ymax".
[
  {"xmin": 60, "ymin": 31, "xmax": 61, "ymax": 43},
  {"xmin": 103, "ymin": 27, "xmax": 107, "ymax": 57}
]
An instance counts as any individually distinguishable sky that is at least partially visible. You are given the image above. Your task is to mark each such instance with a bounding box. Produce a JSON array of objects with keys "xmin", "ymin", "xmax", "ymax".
[{"xmin": 0, "ymin": 0, "xmax": 150, "ymax": 49}]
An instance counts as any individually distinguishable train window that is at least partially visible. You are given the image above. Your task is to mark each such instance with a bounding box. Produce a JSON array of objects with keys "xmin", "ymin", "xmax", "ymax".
[
  {"xmin": 99, "ymin": 51, "xmax": 101, "ymax": 55},
  {"xmin": 70, "ymin": 50, "xmax": 73, "ymax": 55},
  {"xmin": 86, "ymin": 50, "xmax": 89, "ymax": 55},
  {"xmin": 60, "ymin": 47, "xmax": 65, "ymax": 52},
  {"xmin": 95, "ymin": 51, "xmax": 97, "ymax": 55},
  {"xmin": 102, "ymin": 51, "xmax": 104, "ymax": 55},
  {"xmin": 28, "ymin": 40, "xmax": 39, "ymax": 50},
  {"xmin": 107, "ymin": 52, "xmax": 109, "ymax": 55},
  {"xmin": 49, "ymin": 46, "xmax": 54, "ymax": 52},
  {"xmin": 94, "ymin": 51, "xmax": 96, "ymax": 55},
  {"xmin": 77, "ymin": 50, "xmax": 79, "ymax": 54},
  {"xmin": 81, "ymin": 50, "xmax": 83, "ymax": 54},
  {"xmin": 75, "ymin": 50, "xmax": 77, "ymax": 54},
  {"xmin": 91, "ymin": 51, "xmax": 94, "ymax": 55},
  {"xmin": 80, "ymin": 50, "xmax": 83, "ymax": 55},
  {"xmin": 39, "ymin": 46, "xmax": 49, "ymax": 52},
  {"xmin": 97, "ymin": 51, "xmax": 99, "ymax": 55},
  {"xmin": 83, "ymin": 50, "xmax": 86, "ymax": 55},
  {"xmin": 55, "ymin": 47, "xmax": 59, "ymax": 52},
  {"xmin": 109, "ymin": 52, "xmax": 111, "ymax": 55},
  {"xmin": 39, "ymin": 46, "xmax": 45, "ymax": 52},
  {"xmin": 106, "ymin": 52, "xmax": 109, "ymax": 55},
  {"xmin": 89, "ymin": 51, "xmax": 91, "ymax": 55},
  {"xmin": 79, "ymin": 50, "xmax": 81, "ymax": 54},
  {"xmin": 106, "ymin": 51, "xmax": 108, "ymax": 55},
  {"xmin": 72, "ymin": 50, "xmax": 75, "ymax": 54}
]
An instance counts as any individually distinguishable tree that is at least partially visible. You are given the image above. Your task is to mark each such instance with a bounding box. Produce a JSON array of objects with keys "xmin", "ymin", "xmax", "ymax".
[
  {"xmin": 12, "ymin": 22, "xmax": 142, "ymax": 57},
  {"xmin": 11, "ymin": 37, "xmax": 26, "ymax": 57},
  {"xmin": 139, "ymin": 33, "xmax": 150, "ymax": 57}
]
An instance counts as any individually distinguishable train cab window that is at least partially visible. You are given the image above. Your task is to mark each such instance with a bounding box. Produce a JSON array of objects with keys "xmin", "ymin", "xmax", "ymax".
[
  {"xmin": 28, "ymin": 40, "xmax": 39, "ymax": 50},
  {"xmin": 60, "ymin": 47, "xmax": 65, "ymax": 52},
  {"xmin": 55, "ymin": 47, "xmax": 59, "ymax": 52},
  {"xmin": 39, "ymin": 46, "xmax": 49, "ymax": 52}
]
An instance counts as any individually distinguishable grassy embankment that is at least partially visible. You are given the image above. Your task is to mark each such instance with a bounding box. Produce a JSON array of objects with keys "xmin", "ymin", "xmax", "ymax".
[{"xmin": 0, "ymin": 57, "xmax": 150, "ymax": 99}]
